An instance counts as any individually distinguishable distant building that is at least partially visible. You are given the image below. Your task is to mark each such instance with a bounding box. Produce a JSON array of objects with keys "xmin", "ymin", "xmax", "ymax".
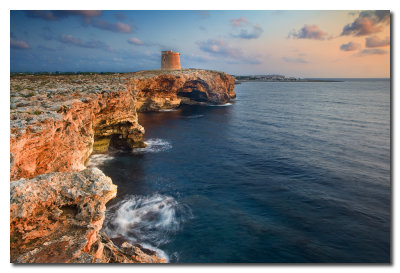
[{"xmin": 161, "ymin": 50, "xmax": 181, "ymax": 70}]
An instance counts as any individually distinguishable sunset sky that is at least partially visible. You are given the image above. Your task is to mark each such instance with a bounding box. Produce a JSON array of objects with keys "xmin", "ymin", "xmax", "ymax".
[{"xmin": 10, "ymin": 10, "xmax": 390, "ymax": 78}]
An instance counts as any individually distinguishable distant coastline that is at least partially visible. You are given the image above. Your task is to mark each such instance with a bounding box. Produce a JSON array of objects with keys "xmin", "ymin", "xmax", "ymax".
[
  {"xmin": 233, "ymin": 74, "xmax": 343, "ymax": 84},
  {"xmin": 235, "ymin": 79, "xmax": 343, "ymax": 84}
]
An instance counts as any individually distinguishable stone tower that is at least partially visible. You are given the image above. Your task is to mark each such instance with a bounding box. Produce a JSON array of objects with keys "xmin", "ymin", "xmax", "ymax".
[{"xmin": 161, "ymin": 50, "xmax": 181, "ymax": 70}]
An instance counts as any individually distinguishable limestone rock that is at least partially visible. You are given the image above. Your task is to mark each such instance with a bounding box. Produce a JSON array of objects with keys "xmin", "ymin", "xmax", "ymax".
[
  {"xmin": 10, "ymin": 168, "xmax": 165, "ymax": 263},
  {"xmin": 128, "ymin": 69, "xmax": 236, "ymax": 112},
  {"xmin": 10, "ymin": 70, "xmax": 235, "ymax": 180},
  {"xmin": 10, "ymin": 74, "xmax": 144, "ymax": 180},
  {"xmin": 9, "ymin": 70, "xmax": 235, "ymax": 263}
]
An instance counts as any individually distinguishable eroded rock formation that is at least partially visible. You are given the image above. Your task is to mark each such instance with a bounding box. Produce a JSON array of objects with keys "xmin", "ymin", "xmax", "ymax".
[
  {"xmin": 10, "ymin": 75, "xmax": 144, "ymax": 180},
  {"xmin": 129, "ymin": 69, "xmax": 236, "ymax": 111},
  {"xmin": 10, "ymin": 168, "xmax": 165, "ymax": 263},
  {"xmin": 10, "ymin": 70, "xmax": 235, "ymax": 263}
]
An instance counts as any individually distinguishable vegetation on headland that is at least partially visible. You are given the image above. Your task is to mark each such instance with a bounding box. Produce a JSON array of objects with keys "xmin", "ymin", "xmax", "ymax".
[
  {"xmin": 11, "ymin": 71, "xmax": 118, "ymax": 77},
  {"xmin": 11, "ymin": 71, "xmax": 342, "ymax": 83}
]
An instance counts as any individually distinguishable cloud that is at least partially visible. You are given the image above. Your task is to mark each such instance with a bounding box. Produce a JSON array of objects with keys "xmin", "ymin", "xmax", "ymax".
[
  {"xmin": 68, "ymin": 10, "xmax": 102, "ymax": 18},
  {"xmin": 11, "ymin": 37, "xmax": 30, "ymax": 49},
  {"xmin": 341, "ymin": 10, "xmax": 390, "ymax": 36},
  {"xmin": 197, "ymin": 39, "xmax": 261, "ymax": 64},
  {"xmin": 282, "ymin": 57, "xmax": 308, "ymax": 64},
  {"xmin": 365, "ymin": 35, "xmax": 390, "ymax": 48},
  {"xmin": 230, "ymin": 17, "xmax": 263, "ymax": 39},
  {"xmin": 26, "ymin": 10, "xmax": 59, "ymax": 20},
  {"xmin": 126, "ymin": 37, "xmax": 165, "ymax": 48},
  {"xmin": 59, "ymin": 34, "xmax": 112, "ymax": 52},
  {"xmin": 26, "ymin": 10, "xmax": 101, "ymax": 22},
  {"xmin": 340, "ymin": 41, "xmax": 361, "ymax": 51},
  {"xmin": 365, "ymin": 10, "xmax": 390, "ymax": 24},
  {"xmin": 231, "ymin": 16, "xmax": 248, "ymax": 27},
  {"xmin": 231, "ymin": 24, "xmax": 263, "ymax": 39},
  {"xmin": 357, "ymin": 48, "xmax": 388, "ymax": 56},
  {"xmin": 288, "ymin": 24, "xmax": 328, "ymax": 40},
  {"xmin": 197, "ymin": 39, "xmax": 242, "ymax": 58},
  {"xmin": 25, "ymin": 10, "xmax": 133, "ymax": 33},
  {"xmin": 91, "ymin": 19, "xmax": 132, "ymax": 33},
  {"xmin": 127, "ymin": 37, "xmax": 144, "ymax": 45}
]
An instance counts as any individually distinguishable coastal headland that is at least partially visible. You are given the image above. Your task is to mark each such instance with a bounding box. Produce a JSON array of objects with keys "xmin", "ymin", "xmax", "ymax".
[
  {"xmin": 234, "ymin": 74, "xmax": 343, "ymax": 84},
  {"xmin": 10, "ymin": 69, "xmax": 235, "ymax": 263}
]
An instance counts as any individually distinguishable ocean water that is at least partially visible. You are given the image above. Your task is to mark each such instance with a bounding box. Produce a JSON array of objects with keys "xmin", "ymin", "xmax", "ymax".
[{"xmin": 93, "ymin": 79, "xmax": 391, "ymax": 263}]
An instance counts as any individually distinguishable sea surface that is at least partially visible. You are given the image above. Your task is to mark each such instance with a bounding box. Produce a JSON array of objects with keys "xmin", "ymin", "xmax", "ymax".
[{"xmin": 90, "ymin": 79, "xmax": 391, "ymax": 263}]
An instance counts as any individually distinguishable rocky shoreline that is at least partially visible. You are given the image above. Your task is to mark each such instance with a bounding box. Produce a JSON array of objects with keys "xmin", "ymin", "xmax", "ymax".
[{"xmin": 10, "ymin": 69, "xmax": 235, "ymax": 263}]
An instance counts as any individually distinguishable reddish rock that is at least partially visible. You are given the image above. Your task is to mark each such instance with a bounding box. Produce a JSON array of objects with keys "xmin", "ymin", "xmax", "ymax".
[
  {"xmin": 9, "ymin": 70, "xmax": 235, "ymax": 263},
  {"xmin": 10, "ymin": 168, "xmax": 165, "ymax": 263},
  {"xmin": 128, "ymin": 69, "xmax": 236, "ymax": 111},
  {"xmin": 10, "ymin": 75, "xmax": 144, "ymax": 180},
  {"xmin": 10, "ymin": 70, "xmax": 235, "ymax": 180}
]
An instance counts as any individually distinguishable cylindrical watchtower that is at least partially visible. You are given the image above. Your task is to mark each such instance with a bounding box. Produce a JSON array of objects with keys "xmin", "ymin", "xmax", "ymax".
[{"xmin": 161, "ymin": 50, "xmax": 181, "ymax": 70}]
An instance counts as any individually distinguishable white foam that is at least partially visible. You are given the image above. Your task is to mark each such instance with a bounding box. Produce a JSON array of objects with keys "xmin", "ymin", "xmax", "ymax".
[
  {"xmin": 208, "ymin": 102, "xmax": 232, "ymax": 107},
  {"xmin": 140, "ymin": 242, "xmax": 170, "ymax": 263},
  {"xmin": 132, "ymin": 138, "xmax": 172, "ymax": 154},
  {"xmin": 104, "ymin": 194, "xmax": 192, "ymax": 262},
  {"xmin": 158, "ymin": 108, "xmax": 178, "ymax": 112},
  {"xmin": 86, "ymin": 154, "xmax": 114, "ymax": 168}
]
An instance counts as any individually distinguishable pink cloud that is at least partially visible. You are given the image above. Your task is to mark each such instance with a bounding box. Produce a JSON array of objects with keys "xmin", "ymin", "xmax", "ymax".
[
  {"xmin": 92, "ymin": 20, "xmax": 132, "ymax": 33},
  {"xmin": 365, "ymin": 36, "xmax": 390, "ymax": 48},
  {"xmin": 340, "ymin": 41, "xmax": 361, "ymax": 51},
  {"xmin": 341, "ymin": 10, "xmax": 390, "ymax": 36},
  {"xmin": 231, "ymin": 16, "xmax": 248, "ymax": 27},
  {"xmin": 289, "ymin": 24, "xmax": 328, "ymax": 40},
  {"xmin": 11, "ymin": 38, "xmax": 30, "ymax": 49},
  {"xmin": 128, "ymin": 37, "xmax": 144, "ymax": 45}
]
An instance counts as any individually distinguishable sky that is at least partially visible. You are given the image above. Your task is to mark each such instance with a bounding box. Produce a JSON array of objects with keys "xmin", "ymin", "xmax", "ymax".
[{"xmin": 10, "ymin": 10, "xmax": 390, "ymax": 77}]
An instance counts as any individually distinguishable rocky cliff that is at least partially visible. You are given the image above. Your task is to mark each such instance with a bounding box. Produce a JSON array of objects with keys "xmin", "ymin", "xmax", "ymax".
[
  {"xmin": 10, "ymin": 70, "xmax": 235, "ymax": 263},
  {"xmin": 10, "ymin": 74, "xmax": 144, "ymax": 180},
  {"xmin": 10, "ymin": 168, "xmax": 165, "ymax": 263},
  {"xmin": 129, "ymin": 69, "xmax": 236, "ymax": 111}
]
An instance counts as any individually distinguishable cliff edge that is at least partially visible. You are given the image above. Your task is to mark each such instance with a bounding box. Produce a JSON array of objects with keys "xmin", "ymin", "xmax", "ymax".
[{"xmin": 10, "ymin": 70, "xmax": 235, "ymax": 263}]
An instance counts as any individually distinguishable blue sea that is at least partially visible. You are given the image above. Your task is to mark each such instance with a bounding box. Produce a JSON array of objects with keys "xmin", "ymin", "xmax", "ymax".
[{"xmin": 90, "ymin": 79, "xmax": 391, "ymax": 263}]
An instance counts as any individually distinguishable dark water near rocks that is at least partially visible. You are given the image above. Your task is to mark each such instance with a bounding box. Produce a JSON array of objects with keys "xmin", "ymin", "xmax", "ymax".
[{"xmin": 91, "ymin": 79, "xmax": 391, "ymax": 263}]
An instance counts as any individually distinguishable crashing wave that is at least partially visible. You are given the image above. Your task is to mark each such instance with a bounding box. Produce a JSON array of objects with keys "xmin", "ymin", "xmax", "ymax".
[
  {"xmin": 86, "ymin": 154, "xmax": 114, "ymax": 168},
  {"xmin": 158, "ymin": 108, "xmax": 178, "ymax": 112},
  {"xmin": 104, "ymin": 194, "xmax": 192, "ymax": 262},
  {"xmin": 208, "ymin": 102, "xmax": 232, "ymax": 107},
  {"xmin": 132, "ymin": 138, "xmax": 172, "ymax": 154}
]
